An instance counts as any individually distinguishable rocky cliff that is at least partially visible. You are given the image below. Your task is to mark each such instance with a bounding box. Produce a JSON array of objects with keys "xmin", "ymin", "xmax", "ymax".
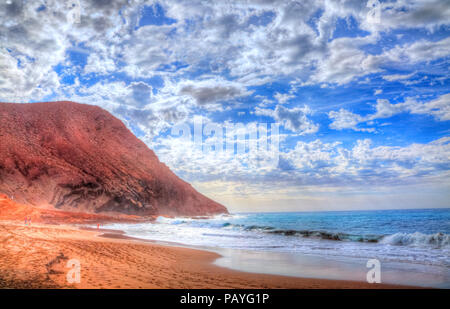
[{"xmin": 0, "ymin": 101, "xmax": 227, "ymax": 216}]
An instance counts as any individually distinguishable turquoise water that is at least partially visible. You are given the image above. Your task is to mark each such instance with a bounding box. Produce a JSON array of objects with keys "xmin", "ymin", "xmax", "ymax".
[
  {"xmin": 103, "ymin": 208, "xmax": 450, "ymax": 287},
  {"xmin": 206, "ymin": 208, "xmax": 450, "ymax": 243}
]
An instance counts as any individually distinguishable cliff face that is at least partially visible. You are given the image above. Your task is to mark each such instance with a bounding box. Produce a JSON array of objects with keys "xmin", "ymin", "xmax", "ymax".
[{"xmin": 0, "ymin": 101, "xmax": 227, "ymax": 216}]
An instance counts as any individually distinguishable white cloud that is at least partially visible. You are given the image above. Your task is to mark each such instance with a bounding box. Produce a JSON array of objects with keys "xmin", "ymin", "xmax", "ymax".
[
  {"xmin": 382, "ymin": 72, "xmax": 416, "ymax": 82},
  {"xmin": 153, "ymin": 119, "xmax": 282, "ymax": 181},
  {"xmin": 403, "ymin": 94, "xmax": 450, "ymax": 121},
  {"xmin": 274, "ymin": 92, "xmax": 294, "ymax": 104},
  {"xmin": 328, "ymin": 108, "xmax": 375, "ymax": 132},
  {"xmin": 384, "ymin": 37, "xmax": 450, "ymax": 64},
  {"xmin": 255, "ymin": 105, "xmax": 319, "ymax": 134},
  {"xmin": 329, "ymin": 93, "xmax": 450, "ymax": 132},
  {"xmin": 178, "ymin": 79, "xmax": 252, "ymax": 110},
  {"xmin": 1, "ymin": 0, "xmax": 450, "ymax": 105},
  {"xmin": 310, "ymin": 36, "xmax": 382, "ymax": 85},
  {"xmin": 154, "ymin": 131, "xmax": 450, "ymax": 196},
  {"xmin": 284, "ymin": 136, "xmax": 450, "ymax": 186},
  {"xmin": 84, "ymin": 53, "xmax": 117, "ymax": 75},
  {"xmin": 350, "ymin": 0, "xmax": 450, "ymax": 33}
]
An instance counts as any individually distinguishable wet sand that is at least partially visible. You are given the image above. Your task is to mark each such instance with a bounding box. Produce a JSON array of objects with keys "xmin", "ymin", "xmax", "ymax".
[{"xmin": 0, "ymin": 221, "xmax": 415, "ymax": 289}]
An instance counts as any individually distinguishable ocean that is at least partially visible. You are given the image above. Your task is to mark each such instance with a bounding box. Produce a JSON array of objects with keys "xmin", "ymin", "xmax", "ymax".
[{"xmin": 101, "ymin": 208, "xmax": 450, "ymax": 288}]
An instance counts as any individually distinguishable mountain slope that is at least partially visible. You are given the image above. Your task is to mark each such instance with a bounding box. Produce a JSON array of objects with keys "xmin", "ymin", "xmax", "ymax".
[{"xmin": 0, "ymin": 101, "xmax": 227, "ymax": 216}]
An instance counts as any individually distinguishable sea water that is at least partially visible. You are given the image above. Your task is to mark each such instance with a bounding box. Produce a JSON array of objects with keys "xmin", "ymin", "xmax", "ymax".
[{"xmin": 101, "ymin": 209, "xmax": 450, "ymax": 288}]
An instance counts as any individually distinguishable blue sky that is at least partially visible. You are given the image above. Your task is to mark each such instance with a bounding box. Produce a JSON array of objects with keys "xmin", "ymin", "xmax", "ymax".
[{"xmin": 1, "ymin": 0, "xmax": 449, "ymax": 212}]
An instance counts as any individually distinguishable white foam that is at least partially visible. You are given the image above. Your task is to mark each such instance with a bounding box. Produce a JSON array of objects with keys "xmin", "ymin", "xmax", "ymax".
[{"xmin": 380, "ymin": 232, "xmax": 450, "ymax": 248}]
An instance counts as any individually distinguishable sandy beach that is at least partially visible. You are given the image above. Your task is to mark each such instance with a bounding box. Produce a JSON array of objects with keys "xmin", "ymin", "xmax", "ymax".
[{"xmin": 0, "ymin": 220, "xmax": 415, "ymax": 289}]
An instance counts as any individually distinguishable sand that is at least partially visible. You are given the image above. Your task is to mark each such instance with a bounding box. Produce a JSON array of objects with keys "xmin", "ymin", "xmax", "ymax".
[
  {"xmin": 0, "ymin": 220, "xmax": 415, "ymax": 289},
  {"xmin": 0, "ymin": 194, "xmax": 148, "ymax": 224}
]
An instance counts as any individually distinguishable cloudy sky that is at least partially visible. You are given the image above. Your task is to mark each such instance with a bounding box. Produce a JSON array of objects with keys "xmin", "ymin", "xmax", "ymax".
[{"xmin": 1, "ymin": 0, "xmax": 449, "ymax": 212}]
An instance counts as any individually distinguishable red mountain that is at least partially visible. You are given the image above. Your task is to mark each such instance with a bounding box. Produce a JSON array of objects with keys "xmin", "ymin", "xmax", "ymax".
[{"xmin": 0, "ymin": 101, "xmax": 227, "ymax": 216}]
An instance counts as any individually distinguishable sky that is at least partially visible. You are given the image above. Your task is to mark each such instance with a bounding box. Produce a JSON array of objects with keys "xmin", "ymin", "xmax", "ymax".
[{"xmin": 0, "ymin": 0, "xmax": 449, "ymax": 212}]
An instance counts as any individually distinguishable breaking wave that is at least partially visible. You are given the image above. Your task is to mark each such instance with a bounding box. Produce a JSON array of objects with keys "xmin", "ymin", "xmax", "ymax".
[
  {"xmin": 380, "ymin": 232, "xmax": 450, "ymax": 248},
  {"xmin": 154, "ymin": 214, "xmax": 450, "ymax": 248},
  {"xmin": 156, "ymin": 217, "xmax": 449, "ymax": 247}
]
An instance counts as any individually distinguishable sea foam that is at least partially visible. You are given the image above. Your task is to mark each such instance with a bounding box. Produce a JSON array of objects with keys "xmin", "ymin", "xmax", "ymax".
[{"xmin": 380, "ymin": 232, "xmax": 450, "ymax": 248}]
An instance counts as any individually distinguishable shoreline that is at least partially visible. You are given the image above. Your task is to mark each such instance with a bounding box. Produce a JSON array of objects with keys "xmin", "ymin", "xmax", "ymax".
[
  {"xmin": 96, "ymin": 226, "xmax": 442, "ymax": 288},
  {"xmin": 0, "ymin": 220, "xmax": 418, "ymax": 289}
]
